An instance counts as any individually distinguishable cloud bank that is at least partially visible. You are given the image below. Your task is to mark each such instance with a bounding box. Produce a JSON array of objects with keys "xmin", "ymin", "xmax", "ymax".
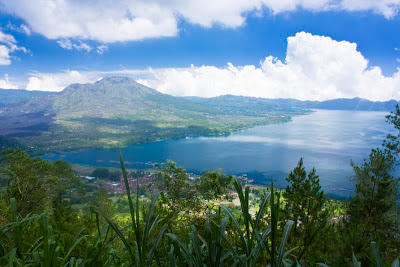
[
  {"xmin": 26, "ymin": 71, "xmax": 93, "ymax": 92},
  {"xmin": 22, "ymin": 32, "xmax": 400, "ymax": 101},
  {"xmin": 145, "ymin": 32, "xmax": 400, "ymax": 101},
  {"xmin": 0, "ymin": 0, "xmax": 399, "ymax": 43},
  {"xmin": 0, "ymin": 74, "xmax": 18, "ymax": 89}
]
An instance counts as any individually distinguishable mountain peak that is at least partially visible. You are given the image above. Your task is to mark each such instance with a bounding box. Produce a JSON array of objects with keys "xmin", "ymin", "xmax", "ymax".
[{"xmin": 95, "ymin": 76, "xmax": 134, "ymax": 85}]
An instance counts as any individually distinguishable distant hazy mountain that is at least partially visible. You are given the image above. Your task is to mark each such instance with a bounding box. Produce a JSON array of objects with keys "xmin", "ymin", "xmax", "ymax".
[
  {"xmin": 0, "ymin": 89, "xmax": 55, "ymax": 107},
  {"xmin": 187, "ymin": 95, "xmax": 399, "ymax": 112},
  {"xmin": 0, "ymin": 77, "xmax": 295, "ymax": 152}
]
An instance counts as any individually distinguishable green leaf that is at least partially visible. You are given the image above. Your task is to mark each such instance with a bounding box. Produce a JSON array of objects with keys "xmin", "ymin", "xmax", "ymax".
[
  {"xmin": 352, "ymin": 252, "xmax": 361, "ymax": 267},
  {"xmin": 96, "ymin": 208, "xmax": 136, "ymax": 263},
  {"xmin": 371, "ymin": 241, "xmax": 382, "ymax": 267},
  {"xmin": 277, "ymin": 220, "xmax": 294, "ymax": 267}
]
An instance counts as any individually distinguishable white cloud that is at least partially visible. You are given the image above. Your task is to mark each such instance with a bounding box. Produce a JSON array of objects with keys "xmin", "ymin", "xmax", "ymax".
[
  {"xmin": 0, "ymin": 74, "xmax": 18, "ymax": 89},
  {"xmin": 21, "ymin": 32, "xmax": 400, "ymax": 101},
  {"xmin": 57, "ymin": 39, "xmax": 92, "ymax": 52},
  {"xmin": 57, "ymin": 39, "xmax": 72, "ymax": 50},
  {"xmin": 7, "ymin": 23, "xmax": 31, "ymax": 35},
  {"xmin": 26, "ymin": 70, "xmax": 93, "ymax": 91},
  {"xmin": 340, "ymin": 0, "xmax": 400, "ymax": 18},
  {"xmin": 72, "ymin": 41, "xmax": 91, "ymax": 52},
  {"xmin": 136, "ymin": 79, "xmax": 150, "ymax": 87},
  {"xmin": 0, "ymin": 0, "xmax": 399, "ymax": 43},
  {"xmin": 143, "ymin": 32, "xmax": 400, "ymax": 101},
  {"xmin": 20, "ymin": 24, "xmax": 31, "ymax": 35},
  {"xmin": 0, "ymin": 45, "xmax": 11, "ymax": 65},
  {"xmin": 96, "ymin": 45, "xmax": 108, "ymax": 55},
  {"xmin": 0, "ymin": 30, "xmax": 16, "ymax": 44},
  {"xmin": 0, "ymin": 29, "xmax": 29, "ymax": 65}
]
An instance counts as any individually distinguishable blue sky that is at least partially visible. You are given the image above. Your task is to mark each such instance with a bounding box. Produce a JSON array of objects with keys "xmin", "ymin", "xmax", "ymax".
[{"xmin": 0, "ymin": 0, "xmax": 400, "ymax": 101}]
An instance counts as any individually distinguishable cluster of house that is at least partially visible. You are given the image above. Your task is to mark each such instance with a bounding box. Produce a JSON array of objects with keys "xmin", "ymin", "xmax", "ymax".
[
  {"xmin": 81, "ymin": 171, "xmax": 254, "ymax": 198},
  {"xmin": 239, "ymin": 174, "xmax": 254, "ymax": 184}
]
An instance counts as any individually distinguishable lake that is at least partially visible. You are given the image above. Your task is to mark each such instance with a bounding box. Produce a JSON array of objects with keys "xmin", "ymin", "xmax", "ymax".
[{"xmin": 43, "ymin": 110, "xmax": 397, "ymax": 198}]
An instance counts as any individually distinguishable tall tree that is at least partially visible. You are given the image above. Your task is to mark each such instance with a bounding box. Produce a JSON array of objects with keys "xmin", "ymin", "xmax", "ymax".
[
  {"xmin": 345, "ymin": 148, "xmax": 399, "ymax": 263},
  {"xmin": 0, "ymin": 148, "xmax": 77, "ymax": 217},
  {"xmin": 155, "ymin": 161, "xmax": 201, "ymax": 219},
  {"xmin": 284, "ymin": 158, "xmax": 327, "ymax": 247},
  {"xmin": 385, "ymin": 104, "xmax": 400, "ymax": 156},
  {"xmin": 196, "ymin": 169, "xmax": 232, "ymax": 201}
]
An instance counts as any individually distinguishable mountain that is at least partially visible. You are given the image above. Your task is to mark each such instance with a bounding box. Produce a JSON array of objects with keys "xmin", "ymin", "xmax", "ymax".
[
  {"xmin": 0, "ymin": 77, "xmax": 296, "ymax": 152},
  {"xmin": 0, "ymin": 88, "xmax": 55, "ymax": 107},
  {"xmin": 187, "ymin": 95, "xmax": 399, "ymax": 112}
]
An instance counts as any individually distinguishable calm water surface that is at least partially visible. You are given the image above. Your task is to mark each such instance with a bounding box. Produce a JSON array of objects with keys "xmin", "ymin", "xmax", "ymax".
[{"xmin": 43, "ymin": 110, "xmax": 397, "ymax": 198}]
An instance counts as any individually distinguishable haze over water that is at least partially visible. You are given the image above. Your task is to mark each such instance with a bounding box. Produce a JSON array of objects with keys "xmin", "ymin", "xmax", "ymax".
[{"xmin": 43, "ymin": 110, "xmax": 396, "ymax": 198}]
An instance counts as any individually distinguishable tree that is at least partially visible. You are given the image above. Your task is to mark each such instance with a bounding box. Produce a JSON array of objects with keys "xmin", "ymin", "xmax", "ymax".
[
  {"xmin": 345, "ymin": 148, "xmax": 400, "ymax": 263},
  {"xmin": 154, "ymin": 161, "xmax": 201, "ymax": 219},
  {"xmin": 108, "ymin": 170, "xmax": 122, "ymax": 181},
  {"xmin": 0, "ymin": 148, "xmax": 76, "ymax": 217},
  {"xmin": 94, "ymin": 187, "xmax": 114, "ymax": 221},
  {"xmin": 196, "ymin": 169, "xmax": 232, "ymax": 201},
  {"xmin": 90, "ymin": 167, "xmax": 110, "ymax": 179},
  {"xmin": 385, "ymin": 104, "xmax": 400, "ymax": 155},
  {"xmin": 284, "ymin": 158, "xmax": 327, "ymax": 248}
]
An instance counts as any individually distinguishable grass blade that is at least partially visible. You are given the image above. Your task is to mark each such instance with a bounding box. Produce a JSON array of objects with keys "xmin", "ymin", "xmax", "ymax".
[
  {"xmin": 371, "ymin": 241, "xmax": 382, "ymax": 267},
  {"xmin": 277, "ymin": 220, "xmax": 294, "ymax": 267},
  {"xmin": 96, "ymin": 208, "xmax": 136, "ymax": 263}
]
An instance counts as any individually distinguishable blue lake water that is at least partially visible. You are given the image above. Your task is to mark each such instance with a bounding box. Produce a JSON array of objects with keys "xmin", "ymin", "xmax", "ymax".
[{"xmin": 43, "ymin": 110, "xmax": 397, "ymax": 198}]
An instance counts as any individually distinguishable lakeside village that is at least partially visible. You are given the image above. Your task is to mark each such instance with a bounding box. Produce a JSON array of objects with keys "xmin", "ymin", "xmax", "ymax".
[
  {"xmin": 80, "ymin": 169, "xmax": 353, "ymax": 198},
  {"xmin": 77, "ymin": 169, "xmax": 346, "ymax": 219},
  {"xmin": 80, "ymin": 171, "xmax": 254, "ymax": 198}
]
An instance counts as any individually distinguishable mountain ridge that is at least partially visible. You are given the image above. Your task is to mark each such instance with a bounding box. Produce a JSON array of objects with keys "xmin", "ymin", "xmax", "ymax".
[
  {"xmin": 2, "ymin": 79, "xmax": 397, "ymax": 112},
  {"xmin": 0, "ymin": 77, "xmax": 296, "ymax": 153}
]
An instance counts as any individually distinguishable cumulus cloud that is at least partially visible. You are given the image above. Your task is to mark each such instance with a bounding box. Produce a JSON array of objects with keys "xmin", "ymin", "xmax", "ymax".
[
  {"xmin": 25, "ymin": 68, "xmax": 150, "ymax": 91},
  {"xmin": 0, "ymin": 0, "xmax": 399, "ymax": 43},
  {"xmin": 26, "ymin": 70, "xmax": 93, "ymax": 91},
  {"xmin": 22, "ymin": 32, "xmax": 400, "ymax": 101},
  {"xmin": 144, "ymin": 32, "xmax": 400, "ymax": 101},
  {"xmin": 0, "ymin": 74, "xmax": 18, "ymax": 89},
  {"xmin": 0, "ymin": 29, "xmax": 29, "ymax": 65}
]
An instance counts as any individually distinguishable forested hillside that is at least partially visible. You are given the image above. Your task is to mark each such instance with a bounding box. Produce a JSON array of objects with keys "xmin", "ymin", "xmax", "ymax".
[
  {"xmin": 0, "ymin": 77, "xmax": 299, "ymax": 153},
  {"xmin": 0, "ymin": 88, "xmax": 55, "ymax": 107}
]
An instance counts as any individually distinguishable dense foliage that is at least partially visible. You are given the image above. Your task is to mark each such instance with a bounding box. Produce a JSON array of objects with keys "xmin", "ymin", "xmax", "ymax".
[{"xmin": 0, "ymin": 147, "xmax": 398, "ymax": 266}]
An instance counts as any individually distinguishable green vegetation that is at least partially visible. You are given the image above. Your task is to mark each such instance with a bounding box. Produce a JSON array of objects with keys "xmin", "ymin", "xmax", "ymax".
[
  {"xmin": 385, "ymin": 104, "xmax": 400, "ymax": 155},
  {"xmin": 0, "ymin": 88, "xmax": 55, "ymax": 107},
  {"xmin": 0, "ymin": 146, "xmax": 398, "ymax": 266},
  {"xmin": 283, "ymin": 158, "xmax": 328, "ymax": 260},
  {"xmin": 0, "ymin": 77, "xmax": 301, "ymax": 153},
  {"xmin": 90, "ymin": 167, "xmax": 121, "ymax": 181}
]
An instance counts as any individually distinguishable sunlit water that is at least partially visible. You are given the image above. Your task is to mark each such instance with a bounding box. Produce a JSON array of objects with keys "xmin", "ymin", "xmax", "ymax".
[{"xmin": 43, "ymin": 110, "xmax": 398, "ymax": 199}]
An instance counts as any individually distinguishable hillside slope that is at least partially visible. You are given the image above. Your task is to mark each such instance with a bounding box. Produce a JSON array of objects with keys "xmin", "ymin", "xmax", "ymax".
[
  {"xmin": 0, "ymin": 77, "xmax": 296, "ymax": 152},
  {"xmin": 0, "ymin": 88, "xmax": 55, "ymax": 107}
]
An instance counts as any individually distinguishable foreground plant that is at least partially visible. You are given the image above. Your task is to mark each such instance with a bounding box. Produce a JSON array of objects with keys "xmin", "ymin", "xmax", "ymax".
[{"xmin": 95, "ymin": 153, "xmax": 167, "ymax": 266}]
